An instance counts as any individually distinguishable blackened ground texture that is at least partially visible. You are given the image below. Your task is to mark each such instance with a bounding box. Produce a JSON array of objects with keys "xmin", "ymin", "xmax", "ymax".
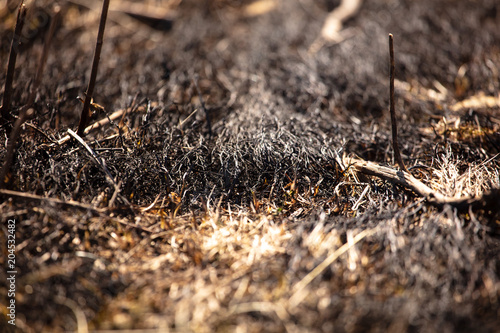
[{"xmin": 1, "ymin": 0, "xmax": 499, "ymax": 332}]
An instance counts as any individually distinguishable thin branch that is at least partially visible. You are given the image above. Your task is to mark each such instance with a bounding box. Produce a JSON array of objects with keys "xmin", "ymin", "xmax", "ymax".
[
  {"xmin": 0, "ymin": 188, "xmax": 105, "ymax": 213},
  {"xmin": 50, "ymin": 100, "xmax": 156, "ymax": 147},
  {"xmin": 77, "ymin": 0, "xmax": 110, "ymax": 136},
  {"xmin": 1, "ymin": 2, "xmax": 27, "ymax": 133},
  {"xmin": 55, "ymin": 107, "xmax": 126, "ymax": 146},
  {"xmin": 349, "ymin": 158, "xmax": 499, "ymax": 211},
  {"xmin": 228, "ymin": 301, "xmax": 289, "ymax": 323},
  {"xmin": 389, "ymin": 34, "xmax": 408, "ymax": 172}
]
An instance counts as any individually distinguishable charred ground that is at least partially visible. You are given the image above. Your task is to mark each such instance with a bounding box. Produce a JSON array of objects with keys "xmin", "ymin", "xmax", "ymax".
[{"xmin": 1, "ymin": 0, "xmax": 500, "ymax": 332}]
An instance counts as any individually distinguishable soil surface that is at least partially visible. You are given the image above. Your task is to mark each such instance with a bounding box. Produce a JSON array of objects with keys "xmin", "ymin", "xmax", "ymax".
[{"xmin": 1, "ymin": 0, "xmax": 500, "ymax": 332}]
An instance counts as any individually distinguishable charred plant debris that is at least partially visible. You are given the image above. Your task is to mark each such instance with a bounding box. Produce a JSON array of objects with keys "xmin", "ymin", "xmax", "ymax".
[{"xmin": 1, "ymin": 0, "xmax": 500, "ymax": 332}]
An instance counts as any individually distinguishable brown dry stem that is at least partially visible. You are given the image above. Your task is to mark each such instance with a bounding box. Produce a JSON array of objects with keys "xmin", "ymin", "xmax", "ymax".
[{"xmin": 289, "ymin": 226, "xmax": 379, "ymax": 309}]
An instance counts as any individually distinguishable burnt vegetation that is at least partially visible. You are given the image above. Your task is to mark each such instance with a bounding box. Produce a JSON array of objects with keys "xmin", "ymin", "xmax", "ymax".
[{"xmin": 1, "ymin": 0, "xmax": 500, "ymax": 332}]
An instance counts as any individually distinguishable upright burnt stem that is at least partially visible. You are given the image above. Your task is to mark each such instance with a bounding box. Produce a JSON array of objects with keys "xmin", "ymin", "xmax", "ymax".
[
  {"xmin": 1, "ymin": 7, "xmax": 59, "ymax": 189},
  {"xmin": 1, "ymin": 2, "xmax": 27, "ymax": 133},
  {"xmin": 77, "ymin": 0, "xmax": 110, "ymax": 136},
  {"xmin": 193, "ymin": 75, "xmax": 212, "ymax": 137},
  {"xmin": 0, "ymin": 108, "xmax": 32, "ymax": 189},
  {"xmin": 389, "ymin": 34, "xmax": 408, "ymax": 172}
]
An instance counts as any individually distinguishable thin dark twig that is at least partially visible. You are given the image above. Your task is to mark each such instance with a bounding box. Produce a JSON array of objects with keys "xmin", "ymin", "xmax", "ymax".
[
  {"xmin": 1, "ymin": 2, "xmax": 27, "ymax": 133},
  {"xmin": 1, "ymin": 7, "xmax": 59, "ymax": 189},
  {"xmin": 27, "ymin": 7, "xmax": 60, "ymax": 108},
  {"xmin": 0, "ymin": 109, "xmax": 33, "ymax": 189},
  {"xmin": 77, "ymin": 0, "xmax": 110, "ymax": 136},
  {"xmin": 389, "ymin": 34, "xmax": 407, "ymax": 172},
  {"xmin": 193, "ymin": 74, "xmax": 212, "ymax": 137}
]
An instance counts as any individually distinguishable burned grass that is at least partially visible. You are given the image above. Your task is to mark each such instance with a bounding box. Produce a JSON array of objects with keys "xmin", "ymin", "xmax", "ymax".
[{"xmin": 1, "ymin": 0, "xmax": 500, "ymax": 332}]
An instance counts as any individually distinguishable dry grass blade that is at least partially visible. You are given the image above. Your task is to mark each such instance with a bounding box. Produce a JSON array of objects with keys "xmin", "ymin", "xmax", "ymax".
[
  {"xmin": 110, "ymin": 0, "xmax": 175, "ymax": 21},
  {"xmin": 243, "ymin": 0, "xmax": 278, "ymax": 17},
  {"xmin": 289, "ymin": 226, "xmax": 379, "ymax": 309},
  {"xmin": 0, "ymin": 188, "xmax": 152, "ymax": 232}
]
